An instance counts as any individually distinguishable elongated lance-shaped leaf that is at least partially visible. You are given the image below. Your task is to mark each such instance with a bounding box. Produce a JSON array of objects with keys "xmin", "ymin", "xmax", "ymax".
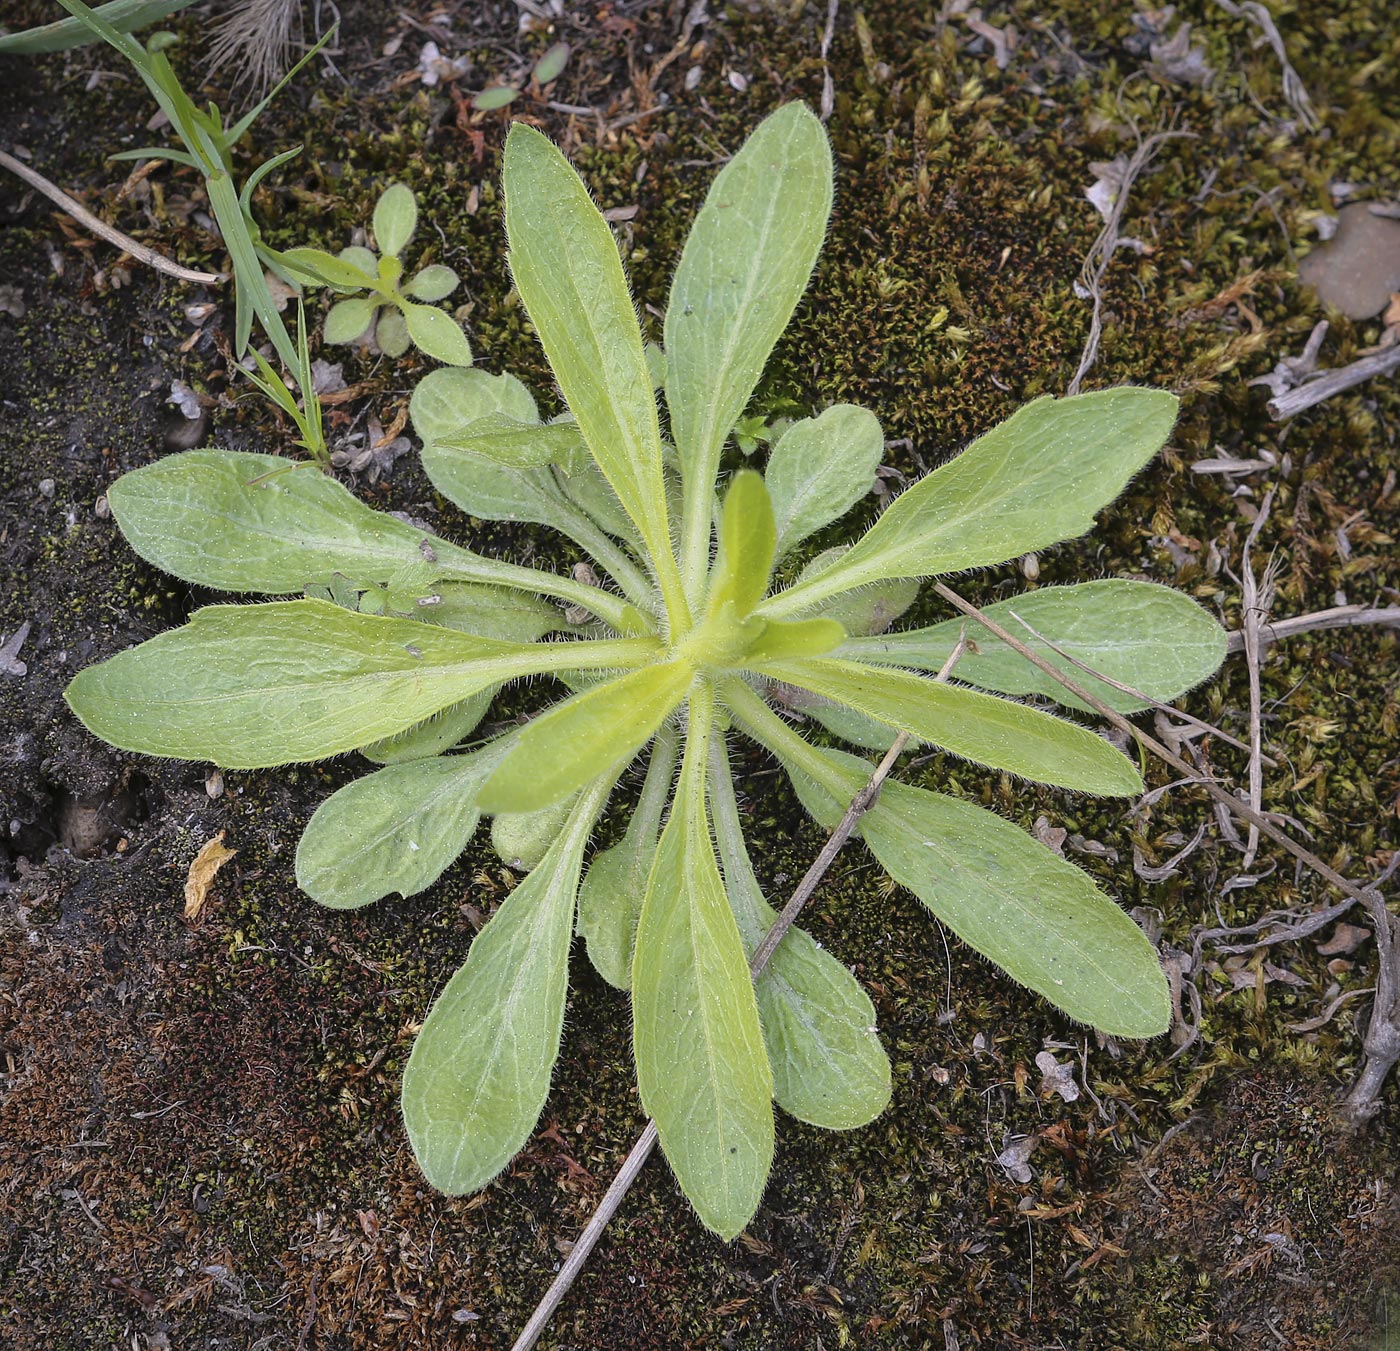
[
  {"xmin": 724, "ymin": 688, "xmax": 1168, "ymax": 1039},
  {"xmin": 761, "ymin": 389, "xmax": 1179, "ymax": 620},
  {"xmin": 358, "ymin": 688, "xmax": 496, "ymax": 764},
  {"xmin": 577, "ymin": 725, "xmax": 678, "ymax": 989},
  {"xmin": 403, "ymin": 778, "xmax": 611, "ymax": 1194},
  {"xmin": 503, "ymin": 123, "xmax": 686, "ymax": 626},
  {"xmin": 106, "ymin": 448, "xmax": 639, "ymax": 631},
  {"xmin": 706, "ymin": 469, "xmax": 777, "ymax": 620},
  {"xmin": 766, "ymin": 405, "xmax": 884, "ymax": 560},
  {"xmin": 790, "ymin": 547, "xmax": 920, "ymax": 637},
  {"xmin": 64, "ymin": 599, "xmax": 659, "ymax": 769},
  {"xmin": 788, "ymin": 746, "xmax": 1169, "ymax": 1038},
  {"xmin": 480, "ymin": 662, "xmax": 691, "ymax": 814},
  {"xmin": 751, "ymin": 657, "xmax": 1143, "ymax": 796},
  {"xmin": 0, "ymin": 0, "xmax": 193, "ymax": 53},
  {"xmin": 708, "ymin": 743, "xmax": 890, "ymax": 1130},
  {"xmin": 296, "ymin": 739, "xmax": 513, "ymax": 908},
  {"xmin": 633, "ymin": 689, "xmax": 774, "ymax": 1238},
  {"xmin": 840, "ymin": 579, "xmax": 1227, "ymax": 714},
  {"xmin": 666, "ymin": 103, "xmax": 833, "ymax": 601}
]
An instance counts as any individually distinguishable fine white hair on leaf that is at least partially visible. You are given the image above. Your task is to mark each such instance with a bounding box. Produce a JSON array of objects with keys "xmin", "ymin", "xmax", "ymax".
[{"xmin": 205, "ymin": 0, "xmax": 301, "ymax": 94}]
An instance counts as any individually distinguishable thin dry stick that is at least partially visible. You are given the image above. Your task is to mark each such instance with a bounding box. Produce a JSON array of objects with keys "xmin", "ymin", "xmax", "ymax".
[
  {"xmin": 0, "ymin": 148, "xmax": 223, "ymax": 285},
  {"xmin": 1225, "ymin": 603, "xmax": 1400, "ymax": 653},
  {"xmin": 1268, "ymin": 345, "xmax": 1400, "ymax": 419},
  {"xmin": 1067, "ymin": 127, "xmax": 1192, "ymax": 396},
  {"xmin": 509, "ymin": 641, "xmax": 966, "ymax": 1351},
  {"xmin": 1238, "ymin": 490, "xmax": 1277, "ymax": 868},
  {"xmin": 930, "ymin": 580, "xmax": 1377, "ymax": 906}
]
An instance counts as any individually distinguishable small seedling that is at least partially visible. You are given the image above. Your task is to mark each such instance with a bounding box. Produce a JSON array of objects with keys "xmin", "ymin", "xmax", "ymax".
[
  {"xmin": 278, "ymin": 183, "xmax": 472, "ymax": 366},
  {"xmin": 66, "ymin": 104, "xmax": 1225, "ymax": 1239}
]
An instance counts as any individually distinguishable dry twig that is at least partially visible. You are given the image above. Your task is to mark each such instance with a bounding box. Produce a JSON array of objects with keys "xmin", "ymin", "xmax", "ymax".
[
  {"xmin": 1224, "ymin": 603, "xmax": 1400, "ymax": 653},
  {"xmin": 0, "ymin": 148, "xmax": 223, "ymax": 286}
]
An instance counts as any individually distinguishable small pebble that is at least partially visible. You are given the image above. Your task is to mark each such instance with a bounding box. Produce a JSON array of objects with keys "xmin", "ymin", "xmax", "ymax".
[
  {"xmin": 38, "ymin": 478, "xmax": 55, "ymax": 499},
  {"xmin": 94, "ymin": 496, "xmax": 110, "ymax": 520}
]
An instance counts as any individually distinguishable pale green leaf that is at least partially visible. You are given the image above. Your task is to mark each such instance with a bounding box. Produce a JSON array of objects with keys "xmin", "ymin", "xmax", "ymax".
[
  {"xmin": 324, "ymin": 296, "xmax": 376, "ymax": 344},
  {"xmin": 763, "ymin": 389, "xmax": 1179, "ymax": 619},
  {"xmin": 841, "ymin": 580, "xmax": 1226, "ymax": 714},
  {"xmin": 503, "ymin": 123, "xmax": 675, "ymax": 590},
  {"xmin": 106, "ymin": 449, "xmax": 463, "ymax": 593},
  {"xmin": 411, "ymin": 367, "xmax": 538, "ymax": 441},
  {"xmin": 358, "ymin": 689, "xmax": 495, "ymax": 764},
  {"xmin": 278, "ymin": 246, "xmax": 374, "ymax": 291},
  {"xmin": 576, "ymin": 727, "xmax": 677, "ymax": 988},
  {"xmin": 373, "ymin": 182, "xmax": 417, "ymax": 258},
  {"xmin": 295, "ymin": 746, "xmax": 508, "ymax": 908},
  {"xmin": 433, "ymin": 414, "xmax": 586, "ymax": 471},
  {"xmin": 479, "ymin": 663, "xmax": 690, "ymax": 814},
  {"xmin": 403, "ymin": 782, "xmax": 606, "ymax": 1194},
  {"xmin": 754, "ymin": 657, "xmax": 1142, "ymax": 795},
  {"xmin": 405, "ymin": 264, "xmax": 460, "ymax": 303},
  {"xmin": 404, "ymin": 302, "xmax": 473, "ymax": 366},
  {"xmin": 632, "ymin": 721, "xmax": 774, "ymax": 1238},
  {"xmin": 709, "ymin": 754, "xmax": 890, "ymax": 1130},
  {"xmin": 64, "ymin": 599, "xmax": 655, "ymax": 768},
  {"xmin": 532, "ymin": 40, "xmax": 570, "ymax": 84},
  {"xmin": 787, "ymin": 748, "xmax": 1168, "ymax": 1038},
  {"xmin": 791, "ymin": 549, "xmax": 920, "ymax": 637},
  {"xmin": 766, "ymin": 406, "xmax": 882, "ymax": 558},
  {"xmin": 415, "ymin": 581, "xmax": 561, "ymax": 642},
  {"xmin": 491, "ymin": 795, "xmax": 580, "ymax": 871},
  {"xmin": 375, "ymin": 306, "xmax": 411, "ymax": 357},
  {"xmin": 472, "ymin": 85, "xmax": 519, "ymax": 110},
  {"xmin": 554, "ymin": 455, "xmax": 642, "ymax": 544},
  {"xmin": 707, "ymin": 469, "xmax": 776, "ymax": 620},
  {"xmin": 339, "ymin": 245, "xmax": 379, "ymax": 274},
  {"xmin": 740, "ymin": 617, "xmax": 845, "ymax": 663},
  {"xmin": 666, "ymin": 103, "xmax": 833, "ymax": 592}
]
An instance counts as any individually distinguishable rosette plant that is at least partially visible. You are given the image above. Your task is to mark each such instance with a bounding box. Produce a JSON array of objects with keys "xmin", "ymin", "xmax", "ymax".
[{"xmin": 65, "ymin": 104, "xmax": 1226, "ymax": 1238}]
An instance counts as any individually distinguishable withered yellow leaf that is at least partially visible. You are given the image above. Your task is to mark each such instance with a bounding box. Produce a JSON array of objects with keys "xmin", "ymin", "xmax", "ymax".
[{"xmin": 184, "ymin": 830, "xmax": 237, "ymax": 921}]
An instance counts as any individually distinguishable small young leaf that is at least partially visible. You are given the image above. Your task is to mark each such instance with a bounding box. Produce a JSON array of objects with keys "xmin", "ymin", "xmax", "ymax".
[
  {"xmin": 667, "ymin": 103, "xmax": 833, "ymax": 589},
  {"xmin": 503, "ymin": 123, "xmax": 675, "ymax": 596},
  {"xmin": 403, "ymin": 783, "xmax": 606, "ymax": 1195},
  {"xmin": 576, "ymin": 727, "xmax": 677, "ymax": 988},
  {"xmin": 754, "ymin": 657, "xmax": 1142, "ymax": 795},
  {"xmin": 411, "ymin": 366, "xmax": 538, "ymax": 442},
  {"xmin": 375, "ymin": 306, "xmax": 411, "ymax": 357},
  {"xmin": 766, "ymin": 405, "xmax": 883, "ymax": 559},
  {"xmin": 404, "ymin": 302, "xmax": 473, "ymax": 366},
  {"xmin": 295, "ymin": 747, "xmax": 507, "ymax": 908},
  {"xmin": 707, "ymin": 470, "xmax": 777, "ymax": 619},
  {"xmin": 532, "ymin": 40, "xmax": 570, "ymax": 85},
  {"xmin": 359, "ymin": 688, "xmax": 495, "ymax": 764},
  {"xmin": 841, "ymin": 579, "xmax": 1227, "ymax": 714},
  {"xmin": 709, "ymin": 756, "xmax": 890, "ymax": 1130},
  {"xmin": 373, "ymin": 182, "xmax": 417, "ymax": 258},
  {"xmin": 324, "ymin": 296, "xmax": 376, "ymax": 344},
  {"xmin": 339, "ymin": 244, "xmax": 379, "ymax": 275},
  {"xmin": 404, "ymin": 263, "xmax": 460, "ymax": 303},
  {"xmin": 479, "ymin": 663, "xmax": 690, "ymax": 814},
  {"xmin": 740, "ymin": 617, "xmax": 845, "ymax": 663},
  {"xmin": 764, "ymin": 389, "xmax": 1180, "ymax": 619},
  {"xmin": 472, "ymin": 85, "xmax": 519, "ymax": 111},
  {"xmin": 64, "ymin": 599, "xmax": 655, "ymax": 768},
  {"xmin": 633, "ymin": 722, "xmax": 774, "ymax": 1239},
  {"xmin": 491, "ymin": 795, "xmax": 580, "ymax": 871}
]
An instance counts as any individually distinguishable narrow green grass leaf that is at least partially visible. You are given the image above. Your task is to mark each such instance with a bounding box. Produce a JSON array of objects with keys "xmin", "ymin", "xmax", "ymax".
[
  {"xmin": 278, "ymin": 246, "xmax": 376, "ymax": 291},
  {"xmin": 763, "ymin": 389, "xmax": 1179, "ymax": 619},
  {"xmin": 480, "ymin": 662, "xmax": 690, "ymax": 814},
  {"xmin": 709, "ymin": 753, "xmax": 890, "ymax": 1130},
  {"xmin": 64, "ymin": 600, "xmax": 657, "ymax": 768},
  {"xmin": 633, "ymin": 708, "xmax": 774, "ymax": 1239},
  {"xmin": 503, "ymin": 123, "xmax": 677, "ymax": 605},
  {"xmin": 842, "ymin": 580, "xmax": 1227, "ymax": 713},
  {"xmin": 296, "ymin": 746, "xmax": 508, "ymax": 908},
  {"xmin": 666, "ymin": 103, "xmax": 833, "ymax": 596},
  {"xmin": 753, "ymin": 657, "xmax": 1143, "ymax": 795},
  {"xmin": 766, "ymin": 405, "xmax": 883, "ymax": 559},
  {"xmin": 1, "ymin": 0, "xmax": 193, "ymax": 54},
  {"xmin": 403, "ymin": 782, "xmax": 606, "ymax": 1194}
]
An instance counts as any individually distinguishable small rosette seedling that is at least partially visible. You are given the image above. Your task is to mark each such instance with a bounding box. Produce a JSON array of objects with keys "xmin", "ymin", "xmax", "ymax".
[
  {"xmin": 278, "ymin": 182, "xmax": 472, "ymax": 366},
  {"xmin": 66, "ymin": 104, "xmax": 1226, "ymax": 1240}
]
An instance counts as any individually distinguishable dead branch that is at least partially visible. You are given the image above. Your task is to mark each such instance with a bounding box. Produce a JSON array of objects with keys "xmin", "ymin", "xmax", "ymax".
[
  {"xmin": 1224, "ymin": 603, "xmax": 1400, "ymax": 653},
  {"xmin": 1267, "ymin": 344, "xmax": 1400, "ymax": 419}
]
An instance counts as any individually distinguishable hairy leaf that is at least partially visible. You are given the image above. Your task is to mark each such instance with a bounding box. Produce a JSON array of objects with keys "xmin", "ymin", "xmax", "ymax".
[
  {"xmin": 358, "ymin": 689, "xmax": 495, "ymax": 764},
  {"xmin": 766, "ymin": 405, "xmax": 883, "ymax": 559},
  {"xmin": 404, "ymin": 301, "xmax": 472, "ymax": 366},
  {"xmin": 752, "ymin": 657, "xmax": 1143, "ymax": 795},
  {"xmin": 403, "ymin": 783, "xmax": 607, "ymax": 1194},
  {"xmin": 64, "ymin": 600, "xmax": 655, "ymax": 768},
  {"xmin": 373, "ymin": 182, "xmax": 417, "ymax": 258},
  {"xmin": 633, "ymin": 720, "xmax": 774, "ymax": 1238},
  {"xmin": 405, "ymin": 264, "xmax": 459, "ymax": 302},
  {"xmin": 707, "ymin": 469, "xmax": 777, "ymax": 620},
  {"xmin": 842, "ymin": 580, "xmax": 1226, "ymax": 713},
  {"xmin": 763, "ymin": 389, "xmax": 1179, "ymax": 618},
  {"xmin": 325, "ymin": 296, "xmax": 376, "ymax": 343},
  {"xmin": 480, "ymin": 663, "xmax": 690, "ymax": 814}
]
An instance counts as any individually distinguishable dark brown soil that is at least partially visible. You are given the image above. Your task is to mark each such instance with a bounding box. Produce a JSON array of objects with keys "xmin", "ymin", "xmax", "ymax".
[{"xmin": 2, "ymin": 2, "xmax": 1398, "ymax": 1348}]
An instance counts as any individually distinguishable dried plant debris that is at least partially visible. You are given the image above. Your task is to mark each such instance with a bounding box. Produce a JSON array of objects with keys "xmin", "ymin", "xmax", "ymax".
[
  {"xmin": 1298, "ymin": 202, "xmax": 1400, "ymax": 320},
  {"xmin": 204, "ymin": 0, "xmax": 302, "ymax": 93}
]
